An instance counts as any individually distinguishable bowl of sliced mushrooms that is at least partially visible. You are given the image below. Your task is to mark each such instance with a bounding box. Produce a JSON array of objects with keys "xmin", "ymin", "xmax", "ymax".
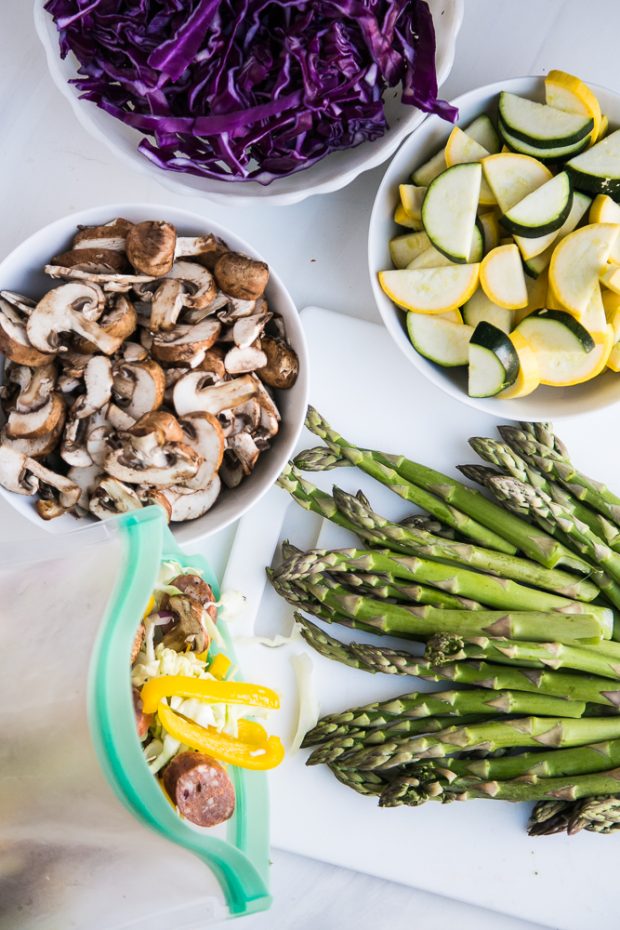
[{"xmin": 0, "ymin": 204, "xmax": 308, "ymax": 542}]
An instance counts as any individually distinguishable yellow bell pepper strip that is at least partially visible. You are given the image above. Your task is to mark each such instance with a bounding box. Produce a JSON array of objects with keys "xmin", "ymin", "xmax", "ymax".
[
  {"xmin": 237, "ymin": 719, "xmax": 269, "ymax": 747},
  {"xmin": 158, "ymin": 702, "xmax": 285, "ymax": 770},
  {"xmin": 142, "ymin": 594, "xmax": 156, "ymax": 619},
  {"xmin": 209, "ymin": 653, "xmax": 232, "ymax": 680},
  {"xmin": 141, "ymin": 675, "xmax": 280, "ymax": 715}
]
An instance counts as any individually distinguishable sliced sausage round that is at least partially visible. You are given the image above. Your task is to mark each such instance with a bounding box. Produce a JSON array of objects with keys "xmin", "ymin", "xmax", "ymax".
[
  {"xmin": 162, "ymin": 751, "xmax": 235, "ymax": 827},
  {"xmin": 131, "ymin": 622, "xmax": 145, "ymax": 664},
  {"xmin": 132, "ymin": 687, "xmax": 153, "ymax": 741}
]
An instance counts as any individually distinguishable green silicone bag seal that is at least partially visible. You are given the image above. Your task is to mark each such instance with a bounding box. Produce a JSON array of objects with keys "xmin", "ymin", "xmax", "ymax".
[{"xmin": 88, "ymin": 506, "xmax": 271, "ymax": 917}]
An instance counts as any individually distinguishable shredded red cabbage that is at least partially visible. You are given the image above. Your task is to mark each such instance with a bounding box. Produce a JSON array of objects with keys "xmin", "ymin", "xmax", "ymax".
[{"xmin": 45, "ymin": 0, "xmax": 458, "ymax": 185}]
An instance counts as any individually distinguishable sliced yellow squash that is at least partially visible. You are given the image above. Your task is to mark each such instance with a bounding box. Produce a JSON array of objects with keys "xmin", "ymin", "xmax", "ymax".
[
  {"xmin": 394, "ymin": 204, "xmax": 424, "ymax": 230},
  {"xmin": 389, "ymin": 231, "xmax": 430, "ymax": 269},
  {"xmin": 544, "ymin": 70, "xmax": 602, "ymax": 142},
  {"xmin": 598, "ymin": 114, "xmax": 609, "ymax": 141},
  {"xmin": 399, "ymin": 184, "xmax": 426, "ymax": 222},
  {"xmin": 480, "ymin": 244, "xmax": 528, "ymax": 309},
  {"xmin": 482, "ymin": 153, "xmax": 552, "ymax": 213},
  {"xmin": 444, "ymin": 127, "xmax": 496, "ymax": 205},
  {"xmin": 549, "ymin": 223, "xmax": 620, "ymax": 315},
  {"xmin": 542, "ymin": 326, "xmax": 613, "ymax": 386},
  {"xmin": 478, "ymin": 211, "xmax": 500, "ymax": 253},
  {"xmin": 498, "ymin": 331, "xmax": 541, "ymax": 398},
  {"xmin": 607, "ymin": 342, "xmax": 620, "ymax": 371},
  {"xmin": 408, "ymin": 245, "xmax": 454, "ymax": 269},
  {"xmin": 589, "ymin": 194, "xmax": 620, "ymax": 225},
  {"xmin": 378, "ymin": 264, "xmax": 480, "ymax": 314},
  {"xmin": 601, "ymin": 265, "xmax": 620, "ymax": 294},
  {"xmin": 603, "ymin": 289, "xmax": 620, "ymax": 340},
  {"xmin": 514, "ymin": 270, "xmax": 548, "ymax": 325}
]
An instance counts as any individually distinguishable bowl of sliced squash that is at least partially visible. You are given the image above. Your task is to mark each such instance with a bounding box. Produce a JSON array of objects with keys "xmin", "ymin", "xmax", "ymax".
[{"xmin": 369, "ymin": 71, "xmax": 620, "ymax": 419}]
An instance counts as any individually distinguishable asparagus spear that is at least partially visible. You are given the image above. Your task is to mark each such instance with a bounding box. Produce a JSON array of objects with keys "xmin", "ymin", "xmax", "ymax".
[
  {"xmin": 501, "ymin": 424, "xmax": 620, "ymax": 527},
  {"xmin": 328, "ymin": 764, "xmax": 386, "ymax": 797},
  {"xmin": 343, "ymin": 716, "xmax": 620, "ymax": 772},
  {"xmin": 297, "ymin": 617, "xmax": 620, "ymax": 708},
  {"xmin": 470, "ymin": 436, "xmax": 620, "ymax": 547},
  {"xmin": 303, "ymin": 411, "xmax": 517, "ymax": 554},
  {"xmin": 426, "ymin": 633, "xmax": 620, "ymax": 685},
  {"xmin": 335, "ymin": 570, "xmax": 480, "ymax": 610},
  {"xmin": 398, "ymin": 514, "xmax": 458, "ymax": 539},
  {"xmin": 294, "ymin": 447, "xmax": 350, "ymax": 471},
  {"xmin": 279, "ymin": 546, "xmax": 606, "ymax": 618},
  {"xmin": 304, "ymin": 407, "xmax": 591, "ymax": 572},
  {"xmin": 332, "ymin": 486, "xmax": 599, "ymax": 600},
  {"xmin": 529, "ymin": 796, "xmax": 620, "ymax": 835},
  {"xmin": 379, "ymin": 767, "xmax": 620, "ymax": 807}
]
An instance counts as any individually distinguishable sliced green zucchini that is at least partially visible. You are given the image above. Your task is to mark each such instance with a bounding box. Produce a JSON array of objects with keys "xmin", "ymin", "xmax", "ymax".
[
  {"xmin": 465, "ymin": 115, "xmax": 501, "ymax": 154},
  {"xmin": 470, "ymin": 221, "xmax": 485, "ymax": 262},
  {"xmin": 468, "ymin": 321, "xmax": 519, "ymax": 396},
  {"xmin": 516, "ymin": 309, "xmax": 595, "ymax": 353},
  {"xmin": 421, "ymin": 163, "xmax": 482, "ymax": 263},
  {"xmin": 498, "ymin": 119, "xmax": 591, "ymax": 162},
  {"xmin": 407, "ymin": 314, "xmax": 474, "ymax": 367},
  {"xmin": 567, "ymin": 129, "xmax": 620, "ymax": 198},
  {"xmin": 389, "ymin": 231, "xmax": 430, "ymax": 269},
  {"xmin": 498, "ymin": 92, "xmax": 594, "ymax": 149},
  {"xmin": 463, "ymin": 289, "xmax": 513, "ymax": 333},
  {"xmin": 501, "ymin": 172, "xmax": 573, "ymax": 238},
  {"xmin": 482, "ymin": 153, "xmax": 552, "ymax": 213},
  {"xmin": 412, "ymin": 147, "xmax": 447, "ymax": 186},
  {"xmin": 521, "ymin": 191, "xmax": 592, "ymax": 275}
]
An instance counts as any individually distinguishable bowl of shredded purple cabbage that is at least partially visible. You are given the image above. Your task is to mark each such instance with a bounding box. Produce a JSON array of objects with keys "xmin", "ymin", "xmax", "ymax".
[{"xmin": 35, "ymin": 0, "xmax": 463, "ymax": 205}]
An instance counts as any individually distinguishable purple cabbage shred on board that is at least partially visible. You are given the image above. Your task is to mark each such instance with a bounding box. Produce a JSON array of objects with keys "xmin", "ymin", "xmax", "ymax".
[{"xmin": 44, "ymin": 0, "xmax": 458, "ymax": 185}]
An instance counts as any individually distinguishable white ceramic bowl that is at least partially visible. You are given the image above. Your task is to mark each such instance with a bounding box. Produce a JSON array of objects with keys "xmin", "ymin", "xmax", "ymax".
[
  {"xmin": 0, "ymin": 203, "xmax": 309, "ymax": 544},
  {"xmin": 34, "ymin": 0, "xmax": 463, "ymax": 207},
  {"xmin": 369, "ymin": 75, "xmax": 620, "ymax": 421}
]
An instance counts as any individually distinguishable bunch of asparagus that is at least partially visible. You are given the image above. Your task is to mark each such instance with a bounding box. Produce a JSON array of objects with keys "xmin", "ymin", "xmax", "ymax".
[{"xmin": 268, "ymin": 408, "xmax": 620, "ymax": 836}]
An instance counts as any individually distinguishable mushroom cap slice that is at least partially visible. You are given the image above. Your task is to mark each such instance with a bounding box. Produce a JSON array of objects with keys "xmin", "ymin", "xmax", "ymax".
[
  {"xmin": 164, "ymin": 261, "xmax": 217, "ymax": 310},
  {"xmin": 44, "ymin": 265, "xmax": 157, "ymax": 293},
  {"xmin": 137, "ymin": 487, "xmax": 173, "ymax": 522},
  {"xmin": 175, "ymin": 234, "xmax": 228, "ymax": 270},
  {"xmin": 180, "ymin": 411, "xmax": 225, "ymax": 490},
  {"xmin": 0, "ymin": 418, "xmax": 64, "ymax": 459},
  {"xmin": 126, "ymin": 221, "xmax": 176, "ymax": 277},
  {"xmin": 162, "ymin": 594, "xmax": 210, "ymax": 651},
  {"xmin": 149, "ymin": 278, "xmax": 186, "ymax": 332},
  {"xmin": 0, "ymin": 446, "xmax": 39, "ymax": 494},
  {"xmin": 227, "ymin": 430, "xmax": 260, "ymax": 475},
  {"xmin": 51, "ymin": 248, "xmax": 127, "ymax": 274},
  {"xmin": 5, "ymin": 392, "xmax": 65, "ymax": 439},
  {"xmin": 0, "ymin": 298, "xmax": 54, "ymax": 368},
  {"xmin": 196, "ymin": 346, "xmax": 226, "ymax": 379},
  {"xmin": 151, "ymin": 318, "xmax": 221, "ymax": 366},
  {"xmin": 214, "ymin": 252, "xmax": 269, "ymax": 300},
  {"xmin": 65, "ymin": 464, "xmax": 102, "ymax": 509},
  {"xmin": 224, "ymin": 344, "xmax": 268, "ymax": 374},
  {"xmin": 27, "ymin": 283, "xmax": 120, "ymax": 355},
  {"xmin": 112, "ymin": 358, "xmax": 165, "ymax": 421},
  {"xmin": 74, "ymin": 355, "xmax": 113, "ymax": 419},
  {"xmin": 73, "ymin": 219, "xmax": 133, "ymax": 245},
  {"xmin": 104, "ymin": 441, "xmax": 201, "ymax": 486},
  {"xmin": 161, "ymin": 476, "xmax": 222, "ymax": 521},
  {"xmin": 173, "ymin": 371, "xmax": 256, "ymax": 416},
  {"xmin": 11, "ymin": 363, "xmax": 57, "ymax": 413},
  {"xmin": 219, "ymin": 450, "xmax": 244, "ymax": 489},
  {"xmin": 232, "ymin": 311, "xmax": 270, "ymax": 348},
  {"xmin": 89, "ymin": 476, "xmax": 143, "ymax": 519},
  {"xmin": 0, "ymin": 291, "xmax": 36, "ymax": 316},
  {"xmin": 257, "ymin": 335, "xmax": 299, "ymax": 389},
  {"xmin": 61, "ymin": 411, "xmax": 93, "ymax": 467},
  {"xmin": 74, "ymin": 295, "xmax": 137, "ymax": 354},
  {"xmin": 130, "ymin": 410, "xmax": 186, "ymax": 444}
]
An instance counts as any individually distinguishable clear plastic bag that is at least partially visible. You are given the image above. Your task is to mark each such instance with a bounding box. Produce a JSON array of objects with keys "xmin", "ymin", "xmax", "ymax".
[{"xmin": 0, "ymin": 508, "xmax": 270, "ymax": 929}]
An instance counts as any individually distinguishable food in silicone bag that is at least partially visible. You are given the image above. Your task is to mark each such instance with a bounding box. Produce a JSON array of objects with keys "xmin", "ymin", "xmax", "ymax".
[
  {"xmin": 0, "ymin": 218, "xmax": 299, "ymax": 523},
  {"xmin": 131, "ymin": 560, "xmax": 283, "ymax": 828}
]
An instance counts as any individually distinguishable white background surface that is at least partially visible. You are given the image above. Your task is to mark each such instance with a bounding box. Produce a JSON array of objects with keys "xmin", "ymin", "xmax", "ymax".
[{"xmin": 3, "ymin": 1, "xmax": 620, "ymax": 927}]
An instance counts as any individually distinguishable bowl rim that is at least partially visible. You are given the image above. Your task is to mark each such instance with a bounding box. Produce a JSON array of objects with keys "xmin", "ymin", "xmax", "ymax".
[
  {"xmin": 368, "ymin": 72, "xmax": 620, "ymax": 422},
  {"xmin": 0, "ymin": 201, "xmax": 310, "ymax": 543},
  {"xmin": 33, "ymin": 0, "xmax": 464, "ymax": 207}
]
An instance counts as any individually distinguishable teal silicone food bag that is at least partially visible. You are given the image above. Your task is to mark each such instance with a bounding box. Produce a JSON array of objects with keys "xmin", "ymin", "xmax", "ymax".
[{"xmin": 0, "ymin": 506, "xmax": 271, "ymax": 930}]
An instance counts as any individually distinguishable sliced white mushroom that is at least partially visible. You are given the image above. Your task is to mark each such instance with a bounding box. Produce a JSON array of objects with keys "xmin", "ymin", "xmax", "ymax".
[
  {"xmin": 216, "ymin": 298, "xmax": 257, "ymax": 325},
  {"xmin": 0, "ymin": 297, "xmax": 53, "ymax": 368},
  {"xmin": 164, "ymin": 261, "xmax": 217, "ymax": 310},
  {"xmin": 107, "ymin": 402, "xmax": 136, "ymax": 431},
  {"xmin": 63, "ymin": 464, "xmax": 102, "ymax": 509},
  {"xmin": 151, "ymin": 318, "xmax": 221, "ymax": 367},
  {"xmin": 250, "ymin": 374, "xmax": 281, "ymax": 437},
  {"xmin": 0, "ymin": 445, "xmax": 79, "ymax": 508},
  {"xmin": 227, "ymin": 430, "xmax": 261, "ymax": 475},
  {"xmin": 89, "ymin": 476, "xmax": 143, "ymax": 519},
  {"xmin": 0, "ymin": 424, "xmax": 63, "ymax": 459},
  {"xmin": 217, "ymin": 398, "xmax": 261, "ymax": 438},
  {"xmin": 232, "ymin": 311, "xmax": 271, "ymax": 348},
  {"xmin": 180, "ymin": 411, "xmax": 225, "ymax": 490},
  {"xmin": 44, "ymin": 265, "xmax": 157, "ymax": 293},
  {"xmin": 0, "ymin": 291, "xmax": 36, "ymax": 316},
  {"xmin": 74, "ymin": 295, "xmax": 137, "ymax": 353},
  {"xmin": 9, "ymin": 363, "xmax": 57, "ymax": 413},
  {"xmin": 112, "ymin": 358, "xmax": 165, "ymax": 420},
  {"xmin": 85, "ymin": 406, "xmax": 115, "ymax": 466},
  {"xmin": 122, "ymin": 341, "xmax": 148, "ymax": 362},
  {"xmin": 173, "ymin": 371, "xmax": 256, "ymax": 416},
  {"xmin": 61, "ymin": 412, "xmax": 94, "ymax": 467},
  {"xmin": 105, "ymin": 442, "xmax": 201, "ymax": 486},
  {"xmin": 161, "ymin": 476, "xmax": 222, "ymax": 521},
  {"xmin": 149, "ymin": 278, "xmax": 186, "ymax": 332},
  {"xmin": 224, "ymin": 344, "xmax": 268, "ymax": 374},
  {"xmin": 74, "ymin": 355, "xmax": 113, "ymax": 419},
  {"xmin": 27, "ymin": 283, "xmax": 120, "ymax": 355},
  {"xmin": 183, "ymin": 292, "xmax": 228, "ymax": 324},
  {"xmin": 219, "ymin": 450, "xmax": 244, "ymax": 489},
  {"xmin": 126, "ymin": 221, "xmax": 176, "ymax": 276},
  {"xmin": 5, "ymin": 392, "xmax": 65, "ymax": 439}
]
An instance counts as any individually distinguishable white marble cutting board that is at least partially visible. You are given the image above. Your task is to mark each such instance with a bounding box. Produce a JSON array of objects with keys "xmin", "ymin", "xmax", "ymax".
[{"xmin": 223, "ymin": 306, "xmax": 620, "ymax": 930}]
